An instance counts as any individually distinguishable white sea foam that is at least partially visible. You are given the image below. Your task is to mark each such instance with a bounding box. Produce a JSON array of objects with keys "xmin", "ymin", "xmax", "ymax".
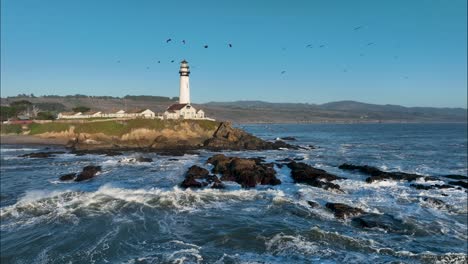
[{"xmin": 0, "ymin": 185, "xmax": 295, "ymax": 229}]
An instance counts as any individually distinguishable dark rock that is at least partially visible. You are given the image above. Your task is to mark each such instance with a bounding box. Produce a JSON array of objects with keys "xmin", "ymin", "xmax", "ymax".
[
  {"xmin": 276, "ymin": 158, "xmax": 294, "ymax": 163},
  {"xmin": 135, "ymin": 156, "xmax": 153, "ymax": 163},
  {"xmin": 422, "ymin": 197, "xmax": 447, "ymax": 209},
  {"xmin": 180, "ymin": 165, "xmax": 222, "ymax": 189},
  {"xmin": 19, "ymin": 151, "xmax": 65, "ymax": 158},
  {"xmin": 168, "ymin": 158, "xmax": 179, "ymax": 161},
  {"xmin": 287, "ymin": 161, "xmax": 344, "ymax": 190},
  {"xmin": 71, "ymin": 150, "xmax": 122, "ymax": 156},
  {"xmin": 280, "ymin": 137, "xmax": 297, "ymax": 141},
  {"xmin": 157, "ymin": 149, "xmax": 199, "ymax": 156},
  {"xmin": 275, "ymin": 163, "xmax": 284, "ymax": 168},
  {"xmin": 186, "ymin": 165, "xmax": 210, "ymax": 179},
  {"xmin": 410, "ymin": 184, "xmax": 455, "ymax": 190},
  {"xmin": 293, "ymin": 157, "xmax": 304, "ymax": 161},
  {"xmin": 352, "ymin": 213, "xmax": 408, "ymax": 233},
  {"xmin": 204, "ymin": 122, "xmax": 298, "ymax": 151},
  {"xmin": 206, "ymin": 154, "xmax": 281, "ymax": 188},
  {"xmin": 59, "ymin": 173, "xmax": 76, "ymax": 181},
  {"xmin": 307, "ymin": 201, "xmax": 319, "ymax": 208},
  {"xmin": 339, "ymin": 163, "xmax": 432, "ymax": 183},
  {"xmin": 448, "ymin": 181, "xmax": 468, "ymax": 189},
  {"xmin": 325, "ymin": 202, "xmax": 364, "ymax": 219},
  {"xmin": 75, "ymin": 166, "xmax": 102, "ymax": 182},
  {"xmin": 338, "ymin": 163, "xmax": 383, "ymax": 176},
  {"xmin": 443, "ymin": 174, "xmax": 468, "ymax": 180}
]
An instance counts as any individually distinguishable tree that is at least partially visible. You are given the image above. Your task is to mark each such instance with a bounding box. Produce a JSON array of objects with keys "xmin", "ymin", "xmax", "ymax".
[
  {"xmin": 36, "ymin": 111, "xmax": 56, "ymax": 120},
  {"xmin": 0, "ymin": 106, "xmax": 17, "ymax": 121},
  {"xmin": 72, "ymin": 106, "xmax": 90, "ymax": 113}
]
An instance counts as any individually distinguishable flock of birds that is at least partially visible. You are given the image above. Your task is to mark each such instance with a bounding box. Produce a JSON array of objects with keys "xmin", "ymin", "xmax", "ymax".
[{"xmin": 116, "ymin": 25, "xmax": 406, "ymax": 77}]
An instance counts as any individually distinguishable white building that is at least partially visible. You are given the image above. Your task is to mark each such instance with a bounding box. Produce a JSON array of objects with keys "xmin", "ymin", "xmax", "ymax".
[
  {"xmin": 163, "ymin": 104, "xmax": 205, "ymax": 119},
  {"xmin": 164, "ymin": 60, "xmax": 212, "ymax": 120},
  {"xmin": 57, "ymin": 112, "xmax": 84, "ymax": 119},
  {"xmin": 126, "ymin": 109, "xmax": 156, "ymax": 118},
  {"xmin": 57, "ymin": 109, "xmax": 158, "ymax": 119}
]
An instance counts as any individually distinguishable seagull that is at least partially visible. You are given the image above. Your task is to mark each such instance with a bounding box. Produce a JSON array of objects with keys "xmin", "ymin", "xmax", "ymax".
[
  {"xmin": 319, "ymin": 44, "xmax": 325, "ymax": 48},
  {"xmin": 146, "ymin": 67, "xmax": 150, "ymax": 70},
  {"xmin": 157, "ymin": 61, "xmax": 161, "ymax": 63},
  {"xmin": 117, "ymin": 60, "xmax": 120, "ymax": 63},
  {"xmin": 354, "ymin": 26, "xmax": 363, "ymax": 31},
  {"xmin": 182, "ymin": 40, "xmax": 186, "ymax": 44},
  {"xmin": 228, "ymin": 43, "xmax": 232, "ymax": 48},
  {"xmin": 359, "ymin": 53, "xmax": 365, "ymax": 57},
  {"xmin": 306, "ymin": 44, "xmax": 312, "ymax": 48},
  {"xmin": 166, "ymin": 38, "xmax": 172, "ymax": 43},
  {"xmin": 367, "ymin": 42, "xmax": 375, "ymax": 46},
  {"xmin": 281, "ymin": 71, "xmax": 286, "ymax": 74},
  {"xmin": 171, "ymin": 60, "xmax": 174, "ymax": 63},
  {"xmin": 204, "ymin": 45, "xmax": 209, "ymax": 48}
]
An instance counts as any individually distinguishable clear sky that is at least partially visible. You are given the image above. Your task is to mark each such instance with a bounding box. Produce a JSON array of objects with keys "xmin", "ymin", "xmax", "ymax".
[{"xmin": 1, "ymin": 0, "xmax": 467, "ymax": 107}]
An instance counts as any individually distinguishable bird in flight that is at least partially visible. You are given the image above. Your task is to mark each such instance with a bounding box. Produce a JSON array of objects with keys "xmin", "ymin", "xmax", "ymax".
[
  {"xmin": 319, "ymin": 44, "xmax": 325, "ymax": 48},
  {"xmin": 146, "ymin": 67, "xmax": 150, "ymax": 70},
  {"xmin": 157, "ymin": 61, "xmax": 161, "ymax": 63},
  {"xmin": 306, "ymin": 44, "xmax": 312, "ymax": 48},
  {"xmin": 171, "ymin": 60, "xmax": 174, "ymax": 63},
  {"xmin": 182, "ymin": 40, "xmax": 186, "ymax": 44},
  {"xmin": 228, "ymin": 43, "xmax": 232, "ymax": 48},
  {"xmin": 166, "ymin": 38, "xmax": 172, "ymax": 43},
  {"xmin": 117, "ymin": 60, "xmax": 120, "ymax": 63},
  {"xmin": 281, "ymin": 71, "xmax": 286, "ymax": 74},
  {"xmin": 204, "ymin": 45, "xmax": 209, "ymax": 48},
  {"xmin": 367, "ymin": 42, "xmax": 375, "ymax": 46},
  {"xmin": 354, "ymin": 26, "xmax": 363, "ymax": 31}
]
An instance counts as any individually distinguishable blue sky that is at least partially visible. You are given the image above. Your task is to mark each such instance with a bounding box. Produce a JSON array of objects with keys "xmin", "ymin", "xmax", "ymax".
[{"xmin": 1, "ymin": 0, "xmax": 467, "ymax": 107}]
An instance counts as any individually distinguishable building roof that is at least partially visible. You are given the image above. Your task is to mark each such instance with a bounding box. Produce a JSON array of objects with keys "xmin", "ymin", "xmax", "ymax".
[
  {"xmin": 84, "ymin": 111, "xmax": 101, "ymax": 115},
  {"xmin": 166, "ymin": 104, "xmax": 188, "ymax": 113},
  {"xmin": 60, "ymin": 112, "xmax": 82, "ymax": 116},
  {"xmin": 127, "ymin": 109, "xmax": 153, "ymax": 114}
]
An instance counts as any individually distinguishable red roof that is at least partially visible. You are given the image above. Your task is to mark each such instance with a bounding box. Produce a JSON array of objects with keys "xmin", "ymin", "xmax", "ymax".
[{"xmin": 166, "ymin": 104, "xmax": 188, "ymax": 112}]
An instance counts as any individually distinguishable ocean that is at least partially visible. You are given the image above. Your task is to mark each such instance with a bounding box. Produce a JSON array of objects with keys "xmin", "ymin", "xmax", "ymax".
[{"xmin": 1, "ymin": 123, "xmax": 467, "ymax": 263}]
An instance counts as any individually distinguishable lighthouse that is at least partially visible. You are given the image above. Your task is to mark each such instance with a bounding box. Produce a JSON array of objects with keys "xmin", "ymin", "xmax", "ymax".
[
  {"xmin": 163, "ymin": 60, "xmax": 212, "ymax": 120},
  {"xmin": 179, "ymin": 60, "xmax": 190, "ymax": 104}
]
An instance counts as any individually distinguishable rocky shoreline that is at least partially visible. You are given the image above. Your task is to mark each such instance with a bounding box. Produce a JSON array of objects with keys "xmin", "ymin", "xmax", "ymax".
[
  {"xmin": 1, "ymin": 122, "xmax": 297, "ymax": 153},
  {"xmin": 46, "ymin": 151, "xmax": 467, "ymax": 231}
]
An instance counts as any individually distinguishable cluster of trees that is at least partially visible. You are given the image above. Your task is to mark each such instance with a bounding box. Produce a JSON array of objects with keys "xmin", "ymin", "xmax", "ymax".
[
  {"xmin": 72, "ymin": 106, "xmax": 91, "ymax": 113},
  {"xmin": 0, "ymin": 100, "xmax": 56, "ymax": 121},
  {"xmin": 123, "ymin": 95, "xmax": 178, "ymax": 101},
  {"xmin": 6, "ymin": 94, "xmax": 179, "ymax": 101}
]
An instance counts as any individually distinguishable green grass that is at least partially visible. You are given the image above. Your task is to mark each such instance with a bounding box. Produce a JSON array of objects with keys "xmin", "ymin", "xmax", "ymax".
[
  {"xmin": 74, "ymin": 121, "xmax": 127, "ymax": 136},
  {"xmin": 0, "ymin": 124, "xmax": 23, "ymax": 134},
  {"xmin": 29, "ymin": 123, "xmax": 71, "ymax": 135},
  {"xmin": 3, "ymin": 119, "xmax": 220, "ymax": 136}
]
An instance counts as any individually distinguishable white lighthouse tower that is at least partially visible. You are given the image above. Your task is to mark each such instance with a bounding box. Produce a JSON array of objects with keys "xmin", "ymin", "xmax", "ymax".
[
  {"xmin": 163, "ymin": 60, "xmax": 212, "ymax": 120},
  {"xmin": 179, "ymin": 60, "xmax": 190, "ymax": 104}
]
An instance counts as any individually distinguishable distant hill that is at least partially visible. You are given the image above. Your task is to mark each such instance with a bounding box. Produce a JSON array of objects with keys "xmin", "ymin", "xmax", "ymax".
[{"xmin": 1, "ymin": 95, "xmax": 466, "ymax": 123}]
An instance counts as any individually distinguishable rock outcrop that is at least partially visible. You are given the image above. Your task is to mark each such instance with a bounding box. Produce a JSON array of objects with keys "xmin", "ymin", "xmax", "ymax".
[
  {"xmin": 287, "ymin": 161, "xmax": 344, "ymax": 191},
  {"xmin": 180, "ymin": 165, "xmax": 224, "ymax": 189},
  {"xmin": 205, "ymin": 154, "xmax": 281, "ymax": 188},
  {"xmin": 75, "ymin": 166, "xmax": 102, "ymax": 182},
  {"xmin": 325, "ymin": 202, "xmax": 364, "ymax": 219},
  {"xmin": 59, "ymin": 165, "xmax": 102, "ymax": 182},
  {"xmin": 338, "ymin": 163, "xmax": 434, "ymax": 183},
  {"xmin": 19, "ymin": 151, "xmax": 66, "ymax": 158},
  {"xmin": 203, "ymin": 122, "xmax": 296, "ymax": 151}
]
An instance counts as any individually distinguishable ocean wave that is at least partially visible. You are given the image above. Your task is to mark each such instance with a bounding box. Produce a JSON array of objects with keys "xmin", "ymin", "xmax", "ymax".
[
  {"xmin": 0, "ymin": 148, "xmax": 40, "ymax": 153},
  {"xmin": 0, "ymin": 185, "xmax": 291, "ymax": 229}
]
